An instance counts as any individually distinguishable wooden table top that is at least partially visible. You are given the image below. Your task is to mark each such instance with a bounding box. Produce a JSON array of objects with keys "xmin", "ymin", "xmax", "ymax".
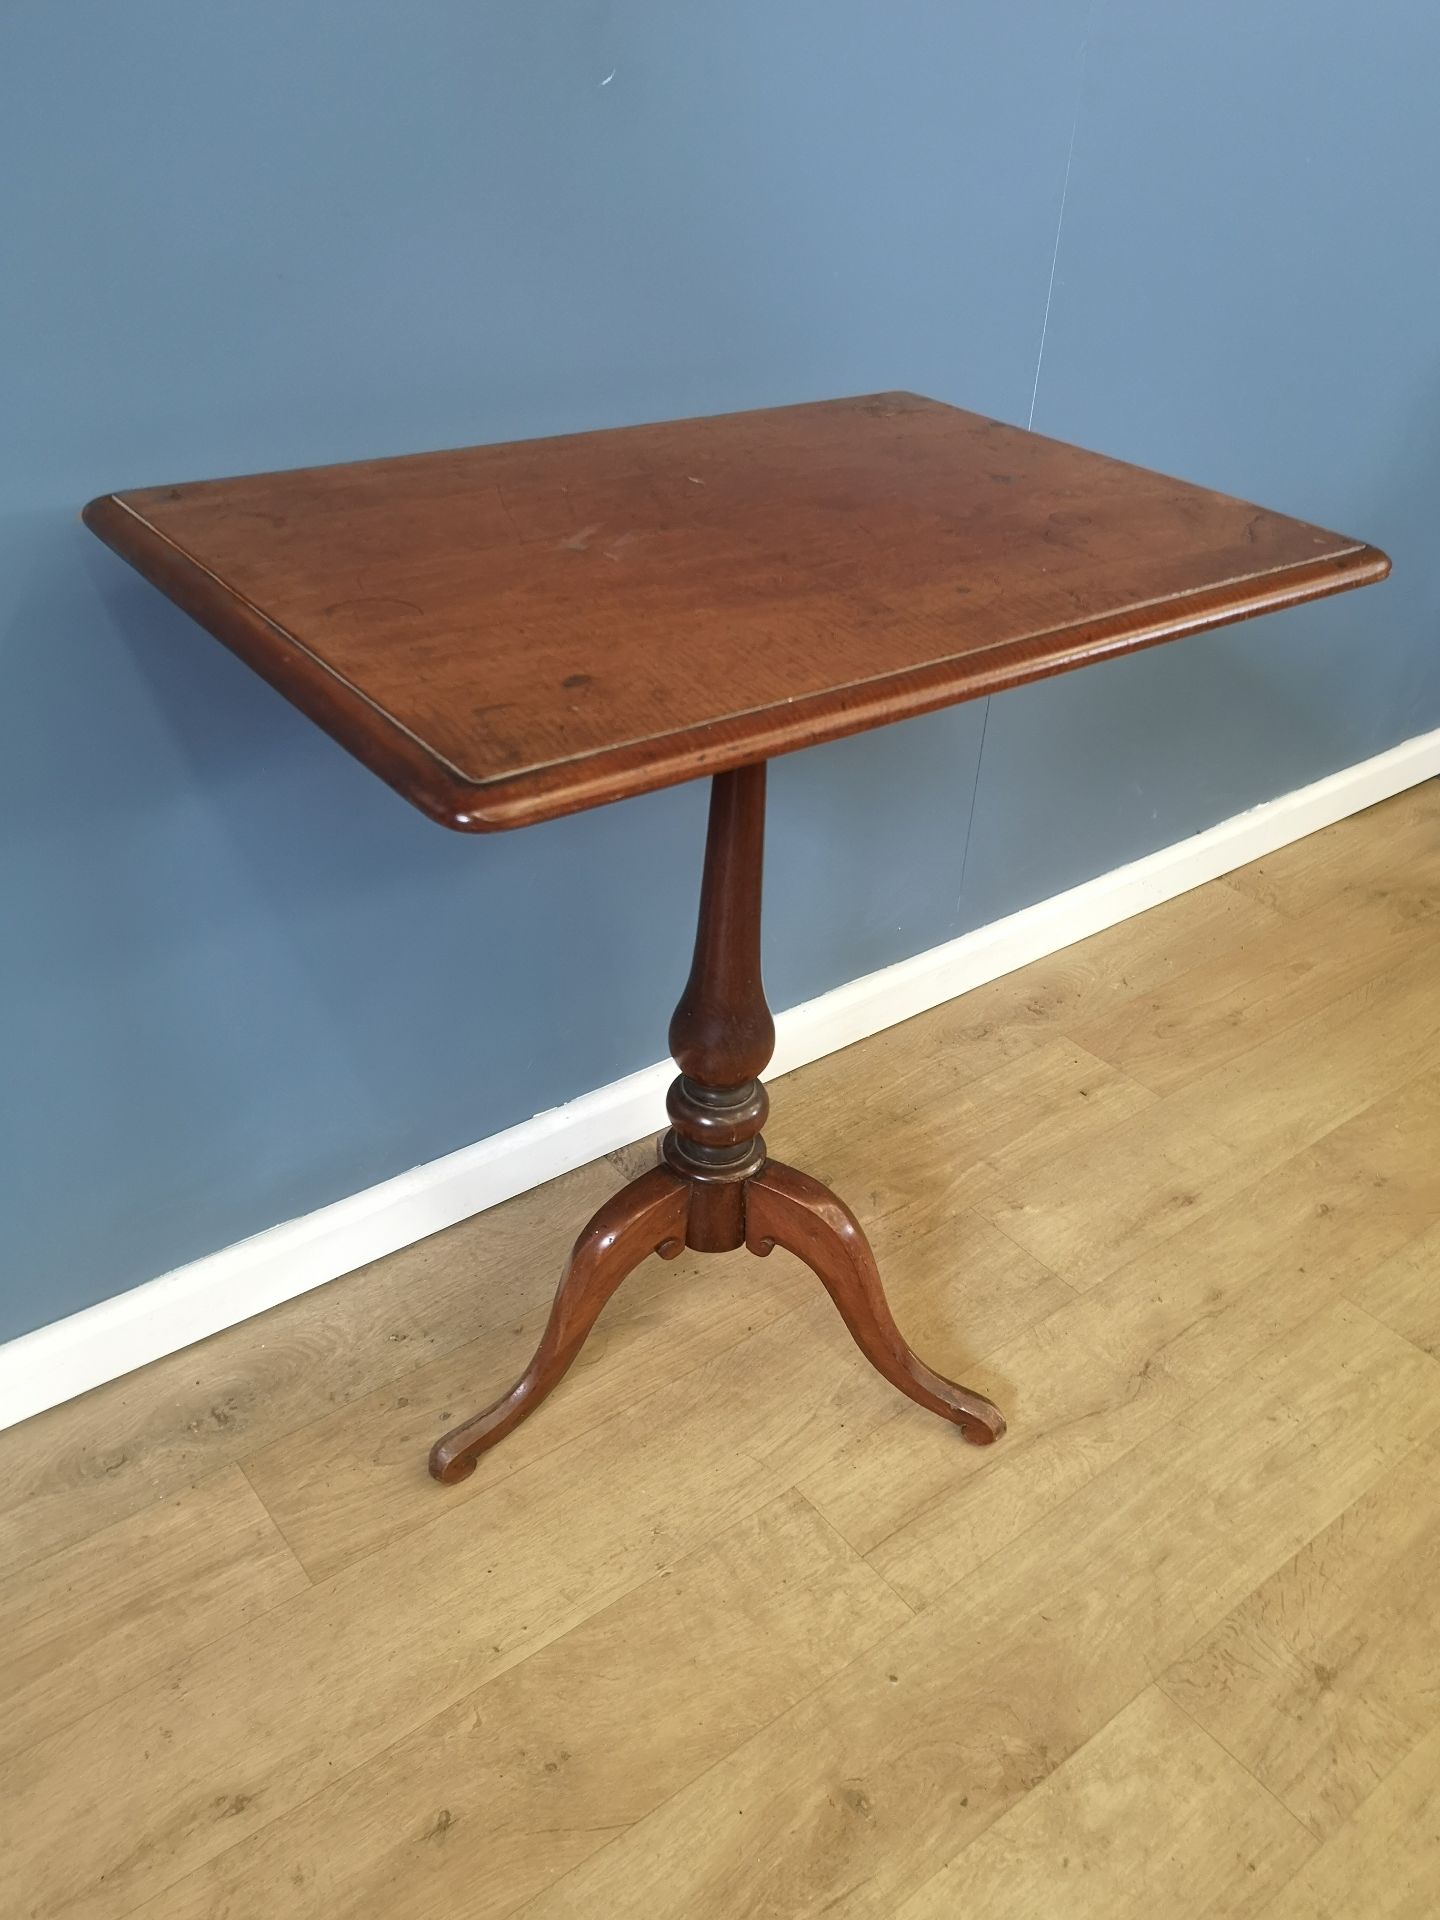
[{"xmin": 84, "ymin": 393, "xmax": 1388, "ymax": 831}]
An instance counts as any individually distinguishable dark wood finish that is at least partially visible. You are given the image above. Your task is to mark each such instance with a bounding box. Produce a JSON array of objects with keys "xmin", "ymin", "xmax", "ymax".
[
  {"xmin": 428, "ymin": 1165, "xmax": 690, "ymax": 1484},
  {"xmin": 667, "ymin": 763, "xmax": 774, "ymax": 1087},
  {"xmin": 83, "ymin": 393, "xmax": 1389, "ymax": 831},
  {"xmin": 663, "ymin": 762, "xmax": 773, "ymax": 1251},
  {"xmin": 430, "ymin": 762, "xmax": 1002, "ymax": 1477},
  {"xmin": 745, "ymin": 1160, "xmax": 1004, "ymax": 1446},
  {"xmin": 83, "ymin": 394, "xmax": 1392, "ymax": 1483}
]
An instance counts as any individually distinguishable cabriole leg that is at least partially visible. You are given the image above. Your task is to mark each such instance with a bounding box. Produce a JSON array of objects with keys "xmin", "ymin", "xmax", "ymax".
[
  {"xmin": 428, "ymin": 1166, "xmax": 689, "ymax": 1483},
  {"xmin": 745, "ymin": 1159, "xmax": 1005, "ymax": 1446}
]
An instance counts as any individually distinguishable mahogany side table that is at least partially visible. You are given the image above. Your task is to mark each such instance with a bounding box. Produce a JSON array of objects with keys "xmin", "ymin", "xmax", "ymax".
[{"xmin": 84, "ymin": 393, "xmax": 1389, "ymax": 1483}]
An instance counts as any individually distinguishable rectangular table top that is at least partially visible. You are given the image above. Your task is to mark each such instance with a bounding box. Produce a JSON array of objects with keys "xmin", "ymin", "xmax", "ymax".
[{"xmin": 84, "ymin": 392, "xmax": 1388, "ymax": 831}]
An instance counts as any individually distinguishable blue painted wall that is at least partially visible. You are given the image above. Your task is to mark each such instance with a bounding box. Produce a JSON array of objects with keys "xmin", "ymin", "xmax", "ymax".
[{"xmin": 2, "ymin": 2, "xmax": 1435, "ymax": 1343}]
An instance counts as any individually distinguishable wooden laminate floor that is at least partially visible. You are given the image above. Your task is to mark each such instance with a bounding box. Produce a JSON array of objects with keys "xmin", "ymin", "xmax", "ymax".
[{"xmin": 3, "ymin": 780, "xmax": 1440, "ymax": 1920}]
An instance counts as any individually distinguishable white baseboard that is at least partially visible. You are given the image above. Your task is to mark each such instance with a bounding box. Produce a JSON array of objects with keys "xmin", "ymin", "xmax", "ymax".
[{"xmin": 4, "ymin": 726, "xmax": 1438, "ymax": 1431}]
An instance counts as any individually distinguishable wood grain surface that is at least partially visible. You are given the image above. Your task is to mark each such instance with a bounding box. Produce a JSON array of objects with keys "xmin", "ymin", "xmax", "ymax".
[
  {"xmin": 83, "ymin": 393, "xmax": 1389, "ymax": 828},
  {"xmin": 4, "ymin": 782, "xmax": 1439, "ymax": 1919}
]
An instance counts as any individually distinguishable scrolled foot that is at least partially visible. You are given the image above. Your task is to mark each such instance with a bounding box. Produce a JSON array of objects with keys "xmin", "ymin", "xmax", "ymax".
[
  {"xmin": 429, "ymin": 1166, "xmax": 690, "ymax": 1483},
  {"xmin": 745, "ymin": 1159, "xmax": 1005, "ymax": 1446}
]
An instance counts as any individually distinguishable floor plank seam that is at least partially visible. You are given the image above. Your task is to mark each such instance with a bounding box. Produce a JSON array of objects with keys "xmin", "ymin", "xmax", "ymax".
[
  {"xmin": 1147, "ymin": 1417, "xmax": 1440, "ymax": 1853},
  {"xmin": 249, "ymin": 1271, "xmax": 820, "ymax": 1585},
  {"xmin": 506, "ymin": 1594, "xmax": 937, "ymax": 1920},
  {"xmin": 976, "ymin": 1020, "xmax": 1440, "ymax": 1306},
  {"xmin": 846, "ymin": 1301, "xmax": 1195, "ymax": 1571},
  {"xmin": 1065, "ymin": 929, "xmax": 1430, "ymax": 1101},
  {"xmin": 1153, "ymin": 1673, "xmax": 1336, "ymax": 1848},
  {"xmin": 896, "ymin": 1681, "xmax": 1320, "ymax": 1917},
  {"xmin": 234, "ymin": 1460, "xmax": 317, "ymax": 1591},
  {"xmin": 8, "ymin": 785, "xmax": 1440, "ymax": 1920},
  {"xmin": 523, "ymin": 1366, "xmax": 1437, "ymax": 1920},
  {"xmin": 856, "ymin": 1286, "xmax": 1400, "ymax": 1609},
  {"xmin": 965, "ymin": 1206, "xmax": 1083, "ymax": 1294},
  {"xmin": 791, "ymin": 1487, "xmax": 918, "ymax": 1618},
  {"xmin": 1323, "ymin": 1295, "xmax": 1440, "ymax": 1379},
  {"xmin": 1249, "ymin": 1710, "xmax": 1440, "ymax": 1902}
]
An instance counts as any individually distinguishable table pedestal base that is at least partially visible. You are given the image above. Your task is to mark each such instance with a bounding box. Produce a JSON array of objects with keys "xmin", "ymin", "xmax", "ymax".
[{"xmin": 429, "ymin": 763, "xmax": 1005, "ymax": 1486}]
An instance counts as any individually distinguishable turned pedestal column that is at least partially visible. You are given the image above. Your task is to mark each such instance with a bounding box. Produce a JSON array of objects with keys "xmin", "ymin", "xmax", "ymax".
[{"xmin": 429, "ymin": 763, "xmax": 1004, "ymax": 1484}]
